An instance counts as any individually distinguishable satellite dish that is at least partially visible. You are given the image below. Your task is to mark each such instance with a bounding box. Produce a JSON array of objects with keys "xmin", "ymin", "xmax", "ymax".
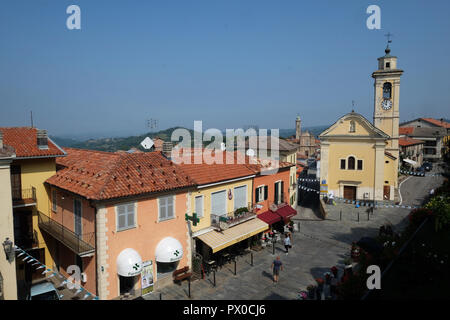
[
  {"xmin": 246, "ymin": 148, "xmax": 255, "ymax": 157},
  {"xmin": 140, "ymin": 137, "xmax": 154, "ymax": 150}
]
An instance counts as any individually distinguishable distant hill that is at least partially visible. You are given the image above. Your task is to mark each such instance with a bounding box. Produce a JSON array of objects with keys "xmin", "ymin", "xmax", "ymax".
[
  {"xmin": 51, "ymin": 127, "xmax": 197, "ymax": 152},
  {"xmin": 51, "ymin": 125, "xmax": 330, "ymax": 152}
]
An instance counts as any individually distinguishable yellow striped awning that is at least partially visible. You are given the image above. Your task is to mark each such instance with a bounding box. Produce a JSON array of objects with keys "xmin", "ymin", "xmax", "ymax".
[{"xmin": 197, "ymin": 218, "xmax": 269, "ymax": 253}]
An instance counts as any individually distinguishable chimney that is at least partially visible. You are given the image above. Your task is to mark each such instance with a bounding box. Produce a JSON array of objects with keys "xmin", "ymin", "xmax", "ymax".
[
  {"xmin": 0, "ymin": 131, "xmax": 3, "ymax": 149},
  {"xmin": 162, "ymin": 142, "xmax": 173, "ymax": 157},
  {"xmin": 37, "ymin": 129, "xmax": 48, "ymax": 150}
]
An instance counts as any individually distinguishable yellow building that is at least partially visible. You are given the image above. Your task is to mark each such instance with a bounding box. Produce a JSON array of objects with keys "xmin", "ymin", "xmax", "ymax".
[
  {"xmin": 0, "ymin": 127, "xmax": 66, "ymax": 299},
  {"xmin": 0, "ymin": 134, "xmax": 17, "ymax": 300},
  {"xmin": 319, "ymin": 44, "xmax": 403, "ymax": 202},
  {"xmin": 177, "ymin": 152, "xmax": 269, "ymax": 264}
]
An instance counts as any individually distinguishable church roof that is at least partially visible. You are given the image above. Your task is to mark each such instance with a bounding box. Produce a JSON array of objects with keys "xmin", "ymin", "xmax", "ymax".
[{"xmin": 319, "ymin": 111, "xmax": 390, "ymax": 139}]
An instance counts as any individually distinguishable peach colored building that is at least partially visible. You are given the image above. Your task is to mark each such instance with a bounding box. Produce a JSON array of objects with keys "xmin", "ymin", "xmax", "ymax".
[{"xmin": 45, "ymin": 148, "xmax": 196, "ymax": 299}]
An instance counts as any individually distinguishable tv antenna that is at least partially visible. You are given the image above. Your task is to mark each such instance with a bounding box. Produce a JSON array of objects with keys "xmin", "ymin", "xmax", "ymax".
[{"xmin": 147, "ymin": 118, "xmax": 159, "ymax": 132}]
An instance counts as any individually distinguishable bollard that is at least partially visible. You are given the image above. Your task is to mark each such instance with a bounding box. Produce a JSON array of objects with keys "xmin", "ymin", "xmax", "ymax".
[
  {"xmin": 367, "ymin": 212, "xmax": 369, "ymax": 221},
  {"xmin": 357, "ymin": 212, "xmax": 359, "ymax": 222},
  {"xmin": 251, "ymin": 252, "xmax": 253, "ymax": 267},
  {"xmin": 213, "ymin": 270, "xmax": 216, "ymax": 287},
  {"xmin": 188, "ymin": 278, "xmax": 191, "ymax": 298},
  {"xmin": 340, "ymin": 210, "xmax": 342, "ymax": 221},
  {"xmin": 272, "ymin": 241, "xmax": 275, "ymax": 255},
  {"xmin": 234, "ymin": 260, "xmax": 237, "ymax": 275}
]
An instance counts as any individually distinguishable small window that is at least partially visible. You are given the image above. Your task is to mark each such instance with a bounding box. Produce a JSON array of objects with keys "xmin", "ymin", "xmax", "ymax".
[
  {"xmin": 117, "ymin": 203, "xmax": 136, "ymax": 231},
  {"xmin": 357, "ymin": 160, "xmax": 363, "ymax": 170},
  {"xmin": 340, "ymin": 159, "xmax": 346, "ymax": 170},
  {"xmin": 195, "ymin": 195, "xmax": 204, "ymax": 218},
  {"xmin": 386, "ymin": 62, "xmax": 391, "ymax": 68},
  {"xmin": 348, "ymin": 157, "xmax": 355, "ymax": 170},
  {"xmin": 52, "ymin": 190, "xmax": 57, "ymax": 212},
  {"xmin": 383, "ymin": 82, "xmax": 392, "ymax": 99},
  {"xmin": 385, "ymin": 181, "xmax": 389, "ymax": 184},
  {"xmin": 159, "ymin": 195, "xmax": 175, "ymax": 221},
  {"xmin": 385, "ymin": 160, "xmax": 389, "ymax": 164}
]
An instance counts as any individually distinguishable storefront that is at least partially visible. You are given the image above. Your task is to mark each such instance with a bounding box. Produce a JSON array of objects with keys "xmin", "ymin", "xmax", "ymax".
[
  {"xmin": 116, "ymin": 248, "xmax": 143, "ymax": 296},
  {"xmin": 196, "ymin": 218, "xmax": 269, "ymax": 263},
  {"xmin": 154, "ymin": 237, "xmax": 184, "ymax": 279}
]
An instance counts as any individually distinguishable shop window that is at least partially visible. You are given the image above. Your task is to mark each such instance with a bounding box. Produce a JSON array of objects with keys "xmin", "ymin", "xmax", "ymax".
[
  {"xmin": 157, "ymin": 261, "xmax": 179, "ymax": 278},
  {"xmin": 159, "ymin": 195, "xmax": 175, "ymax": 221},
  {"xmin": 348, "ymin": 157, "xmax": 355, "ymax": 170}
]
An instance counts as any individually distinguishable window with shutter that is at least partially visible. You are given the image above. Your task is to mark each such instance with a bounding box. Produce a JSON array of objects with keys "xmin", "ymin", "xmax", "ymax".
[
  {"xmin": 116, "ymin": 203, "xmax": 136, "ymax": 231},
  {"xmin": 211, "ymin": 190, "xmax": 227, "ymax": 216},
  {"xmin": 195, "ymin": 195, "xmax": 204, "ymax": 218},
  {"xmin": 357, "ymin": 160, "xmax": 363, "ymax": 170},
  {"xmin": 234, "ymin": 185, "xmax": 247, "ymax": 210},
  {"xmin": 159, "ymin": 195, "xmax": 175, "ymax": 221}
]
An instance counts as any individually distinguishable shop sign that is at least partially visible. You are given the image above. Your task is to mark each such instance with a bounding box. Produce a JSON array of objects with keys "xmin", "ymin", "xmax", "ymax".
[{"xmin": 141, "ymin": 260, "xmax": 154, "ymax": 296}]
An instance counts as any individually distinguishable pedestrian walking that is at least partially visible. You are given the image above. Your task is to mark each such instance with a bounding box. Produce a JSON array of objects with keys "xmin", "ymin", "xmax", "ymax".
[
  {"xmin": 284, "ymin": 234, "xmax": 291, "ymax": 255},
  {"xmin": 330, "ymin": 266, "xmax": 338, "ymax": 299},
  {"xmin": 271, "ymin": 256, "xmax": 283, "ymax": 283}
]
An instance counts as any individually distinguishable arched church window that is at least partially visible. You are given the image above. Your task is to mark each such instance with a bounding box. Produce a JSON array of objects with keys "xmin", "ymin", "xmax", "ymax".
[
  {"xmin": 349, "ymin": 120, "xmax": 356, "ymax": 133},
  {"xmin": 383, "ymin": 82, "xmax": 392, "ymax": 99},
  {"xmin": 348, "ymin": 156, "xmax": 355, "ymax": 170}
]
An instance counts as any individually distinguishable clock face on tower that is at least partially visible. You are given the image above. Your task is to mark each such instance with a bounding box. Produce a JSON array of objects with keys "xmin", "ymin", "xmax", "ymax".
[{"xmin": 381, "ymin": 99, "xmax": 392, "ymax": 110}]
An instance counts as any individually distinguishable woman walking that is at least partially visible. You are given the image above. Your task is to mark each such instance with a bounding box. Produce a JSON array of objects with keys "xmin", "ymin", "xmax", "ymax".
[{"xmin": 284, "ymin": 233, "xmax": 291, "ymax": 255}]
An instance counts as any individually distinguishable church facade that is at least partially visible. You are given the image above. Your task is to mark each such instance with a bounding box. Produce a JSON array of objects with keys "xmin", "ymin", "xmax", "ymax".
[{"xmin": 318, "ymin": 45, "xmax": 403, "ymax": 202}]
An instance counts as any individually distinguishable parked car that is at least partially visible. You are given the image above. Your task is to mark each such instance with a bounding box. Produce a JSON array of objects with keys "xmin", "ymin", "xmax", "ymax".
[
  {"xmin": 416, "ymin": 166, "xmax": 426, "ymax": 175},
  {"xmin": 422, "ymin": 162, "xmax": 433, "ymax": 171},
  {"xmin": 27, "ymin": 281, "xmax": 62, "ymax": 300}
]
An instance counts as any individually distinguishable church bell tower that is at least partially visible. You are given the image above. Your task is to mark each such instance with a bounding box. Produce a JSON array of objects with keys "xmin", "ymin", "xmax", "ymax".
[{"xmin": 372, "ymin": 38, "xmax": 403, "ymax": 180}]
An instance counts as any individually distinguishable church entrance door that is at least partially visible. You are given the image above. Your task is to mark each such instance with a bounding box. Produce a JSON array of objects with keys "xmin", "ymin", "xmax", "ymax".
[{"xmin": 343, "ymin": 186, "xmax": 357, "ymax": 200}]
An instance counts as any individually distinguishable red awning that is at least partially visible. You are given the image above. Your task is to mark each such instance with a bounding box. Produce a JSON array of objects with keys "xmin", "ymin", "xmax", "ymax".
[
  {"xmin": 275, "ymin": 205, "xmax": 297, "ymax": 221},
  {"xmin": 257, "ymin": 210, "xmax": 282, "ymax": 225}
]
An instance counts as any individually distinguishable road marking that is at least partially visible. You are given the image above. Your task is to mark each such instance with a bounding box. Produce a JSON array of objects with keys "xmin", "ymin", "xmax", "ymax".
[{"xmin": 398, "ymin": 176, "xmax": 412, "ymax": 205}]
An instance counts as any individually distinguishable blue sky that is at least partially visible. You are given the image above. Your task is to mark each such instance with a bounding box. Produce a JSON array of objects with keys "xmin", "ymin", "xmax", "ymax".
[{"xmin": 1, "ymin": 0, "xmax": 449, "ymax": 137}]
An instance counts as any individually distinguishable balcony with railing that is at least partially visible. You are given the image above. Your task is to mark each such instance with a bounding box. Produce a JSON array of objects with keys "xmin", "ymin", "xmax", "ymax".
[
  {"xmin": 12, "ymin": 186, "xmax": 37, "ymax": 208},
  {"xmin": 37, "ymin": 211, "xmax": 95, "ymax": 257},
  {"xmin": 14, "ymin": 229, "xmax": 39, "ymax": 250},
  {"xmin": 210, "ymin": 202, "xmax": 256, "ymax": 230}
]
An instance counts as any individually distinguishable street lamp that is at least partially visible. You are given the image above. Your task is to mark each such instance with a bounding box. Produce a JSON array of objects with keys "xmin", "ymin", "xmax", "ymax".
[{"xmin": 2, "ymin": 238, "xmax": 14, "ymax": 261}]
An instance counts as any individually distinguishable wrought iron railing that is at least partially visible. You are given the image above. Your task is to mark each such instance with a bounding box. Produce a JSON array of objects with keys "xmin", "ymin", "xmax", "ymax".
[
  {"xmin": 37, "ymin": 211, "xmax": 95, "ymax": 256},
  {"xmin": 12, "ymin": 186, "xmax": 36, "ymax": 202},
  {"xmin": 210, "ymin": 202, "xmax": 256, "ymax": 230}
]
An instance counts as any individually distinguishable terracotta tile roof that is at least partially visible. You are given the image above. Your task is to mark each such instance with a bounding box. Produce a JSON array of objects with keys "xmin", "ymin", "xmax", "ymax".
[
  {"xmin": 174, "ymin": 150, "xmax": 257, "ymax": 185},
  {"xmin": 46, "ymin": 148, "xmax": 195, "ymax": 200},
  {"xmin": 0, "ymin": 127, "xmax": 65, "ymax": 158},
  {"xmin": 399, "ymin": 137, "xmax": 424, "ymax": 147},
  {"xmin": 399, "ymin": 127, "xmax": 414, "ymax": 135},
  {"xmin": 421, "ymin": 118, "xmax": 450, "ymax": 129}
]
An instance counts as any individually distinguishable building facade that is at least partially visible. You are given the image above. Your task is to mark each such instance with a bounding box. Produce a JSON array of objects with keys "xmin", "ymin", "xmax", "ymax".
[
  {"xmin": 45, "ymin": 148, "xmax": 196, "ymax": 299},
  {"xmin": 319, "ymin": 45, "xmax": 403, "ymax": 202},
  {"xmin": 0, "ymin": 127, "xmax": 66, "ymax": 299}
]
